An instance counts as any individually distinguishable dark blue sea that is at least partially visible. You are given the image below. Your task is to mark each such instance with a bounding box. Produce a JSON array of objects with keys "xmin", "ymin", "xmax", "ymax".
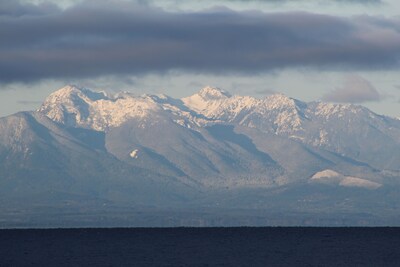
[{"xmin": 1, "ymin": 227, "xmax": 400, "ymax": 266}]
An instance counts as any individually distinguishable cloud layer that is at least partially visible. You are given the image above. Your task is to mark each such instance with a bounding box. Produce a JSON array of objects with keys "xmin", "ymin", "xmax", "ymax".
[
  {"xmin": 1, "ymin": 0, "xmax": 400, "ymax": 83},
  {"xmin": 216, "ymin": 0, "xmax": 383, "ymax": 3},
  {"xmin": 322, "ymin": 75, "xmax": 381, "ymax": 103}
]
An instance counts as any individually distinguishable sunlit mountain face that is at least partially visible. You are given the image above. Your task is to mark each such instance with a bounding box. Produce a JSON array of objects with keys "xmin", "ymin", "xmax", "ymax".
[{"xmin": 0, "ymin": 85, "xmax": 399, "ymax": 226}]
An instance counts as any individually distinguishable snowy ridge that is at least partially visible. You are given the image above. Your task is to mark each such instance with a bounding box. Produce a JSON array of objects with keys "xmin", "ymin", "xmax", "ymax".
[
  {"xmin": 38, "ymin": 85, "xmax": 400, "ymax": 164},
  {"xmin": 41, "ymin": 85, "xmax": 312, "ymax": 135},
  {"xmin": 39, "ymin": 85, "xmax": 195, "ymax": 131},
  {"xmin": 312, "ymin": 102, "xmax": 361, "ymax": 119},
  {"xmin": 182, "ymin": 88, "xmax": 307, "ymax": 135},
  {"xmin": 197, "ymin": 86, "xmax": 232, "ymax": 100}
]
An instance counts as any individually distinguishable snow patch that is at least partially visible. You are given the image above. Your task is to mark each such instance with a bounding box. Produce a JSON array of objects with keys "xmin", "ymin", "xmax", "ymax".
[
  {"xmin": 339, "ymin": 176, "xmax": 382, "ymax": 189},
  {"xmin": 130, "ymin": 149, "xmax": 139, "ymax": 159},
  {"xmin": 310, "ymin": 169, "xmax": 343, "ymax": 185},
  {"xmin": 312, "ymin": 129, "xmax": 329, "ymax": 146},
  {"xmin": 311, "ymin": 169, "xmax": 342, "ymax": 179},
  {"xmin": 310, "ymin": 169, "xmax": 381, "ymax": 190}
]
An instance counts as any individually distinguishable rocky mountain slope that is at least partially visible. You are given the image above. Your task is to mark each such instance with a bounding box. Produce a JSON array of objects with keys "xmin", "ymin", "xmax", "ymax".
[{"xmin": 1, "ymin": 85, "xmax": 400, "ymax": 226}]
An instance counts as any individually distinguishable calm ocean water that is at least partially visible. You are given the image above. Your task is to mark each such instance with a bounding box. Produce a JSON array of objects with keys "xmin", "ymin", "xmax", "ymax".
[{"xmin": 1, "ymin": 227, "xmax": 400, "ymax": 266}]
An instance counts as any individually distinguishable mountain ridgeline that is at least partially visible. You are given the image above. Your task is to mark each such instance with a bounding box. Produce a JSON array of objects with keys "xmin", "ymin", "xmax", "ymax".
[{"xmin": 1, "ymin": 85, "xmax": 400, "ymax": 226}]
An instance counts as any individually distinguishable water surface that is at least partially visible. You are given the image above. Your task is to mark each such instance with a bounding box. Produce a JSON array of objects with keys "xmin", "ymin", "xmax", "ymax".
[{"xmin": 1, "ymin": 227, "xmax": 399, "ymax": 266}]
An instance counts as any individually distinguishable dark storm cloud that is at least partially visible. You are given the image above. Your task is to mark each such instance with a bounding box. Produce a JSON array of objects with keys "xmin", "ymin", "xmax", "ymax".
[
  {"xmin": 0, "ymin": 0, "xmax": 60, "ymax": 17},
  {"xmin": 1, "ymin": 0, "xmax": 400, "ymax": 83}
]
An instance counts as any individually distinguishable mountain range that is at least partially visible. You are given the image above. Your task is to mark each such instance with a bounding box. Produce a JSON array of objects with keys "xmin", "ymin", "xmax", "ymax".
[{"xmin": 1, "ymin": 85, "xmax": 400, "ymax": 227}]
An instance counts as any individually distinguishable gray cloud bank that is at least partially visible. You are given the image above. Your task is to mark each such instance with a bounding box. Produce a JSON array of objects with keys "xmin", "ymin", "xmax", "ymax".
[
  {"xmin": 1, "ymin": 0, "xmax": 400, "ymax": 83},
  {"xmin": 323, "ymin": 75, "xmax": 381, "ymax": 103},
  {"xmin": 223, "ymin": 0, "xmax": 382, "ymax": 3}
]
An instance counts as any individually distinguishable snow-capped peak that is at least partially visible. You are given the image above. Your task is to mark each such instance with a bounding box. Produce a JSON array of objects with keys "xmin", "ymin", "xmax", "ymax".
[
  {"xmin": 181, "ymin": 89, "xmax": 308, "ymax": 135},
  {"xmin": 38, "ymin": 85, "xmax": 163, "ymax": 131},
  {"xmin": 55, "ymin": 84, "xmax": 81, "ymax": 94},
  {"xmin": 197, "ymin": 86, "xmax": 232, "ymax": 100},
  {"xmin": 181, "ymin": 87, "xmax": 231, "ymax": 113},
  {"xmin": 264, "ymin": 93, "xmax": 303, "ymax": 109},
  {"xmin": 44, "ymin": 84, "xmax": 83, "ymax": 101},
  {"xmin": 42, "ymin": 85, "xmax": 109, "ymax": 104},
  {"xmin": 311, "ymin": 101, "xmax": 364, "ymax": 119}
]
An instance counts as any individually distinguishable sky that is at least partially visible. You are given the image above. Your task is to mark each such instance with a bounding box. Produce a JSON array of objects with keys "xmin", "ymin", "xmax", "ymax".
[{"xmin": 0, "ymin": 0, "xmax": 399, "ymax": 118}]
